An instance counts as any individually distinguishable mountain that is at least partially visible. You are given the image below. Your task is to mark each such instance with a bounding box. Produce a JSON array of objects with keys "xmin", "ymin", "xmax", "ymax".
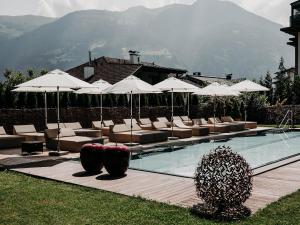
[
  {"xmin": 0, "ymin": 15, "xmax": 55, "ymax": 42},
  {"xmin": 0, "ymin": 0, "xmax": 293, "ymax": 80}
]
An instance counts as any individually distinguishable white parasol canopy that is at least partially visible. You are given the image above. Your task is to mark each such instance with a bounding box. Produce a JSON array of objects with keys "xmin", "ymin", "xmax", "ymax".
[
  {"xmin": 17, "ymin": 69, "xmax": 94, "ymax": 89},
  {"xmin": 104, "ymin": 75, "xmax": 161, "ymax": 94},
  {"xmin": 153, "ymin": 77, "xmax": 199, "ymax": 93},
  {"xmin": 75, "ymin": 79, "xmax": 112, "ymax": 94},
  {"xmin": 75, "ymin": 79, "xmax": 112, "ymax": 137},
  {"xmin": 230, "ymin": 80, "xmax": 269, "ymax": 92},
  {"xmin": 16, "ymin": 69, "xmax": 94, "ymax": 155},
  {"xmin": 105, "ymin": 75, "xmax": 161, "ymax": 144},
  {"xmin": 194, "ymin": 82, "xmax": 239, "ymax": 97}
]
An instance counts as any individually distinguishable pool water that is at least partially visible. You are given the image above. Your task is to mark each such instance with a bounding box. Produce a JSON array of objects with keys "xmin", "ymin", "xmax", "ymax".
[{"xmin": 129, "ymin": 131, "xmax": 300, "ymax": 177}]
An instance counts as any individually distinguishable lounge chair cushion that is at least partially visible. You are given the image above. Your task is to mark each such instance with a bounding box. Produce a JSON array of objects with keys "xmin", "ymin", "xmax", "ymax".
[
  {"xmin": 181, "ymin": 116, "xmax": 190, "ymax": 121},
  {"xmin": 112, "ymin": 124, "xmax": 130, "ymax": 133},
  {"xmin": 153, "ymin": 122, "xmax": 167, "ymax": 129},
  {"xmin": 47, "ymin": 123, "xmax": 66, "ymax": 129},
  {"xmin": 157, "ymin": 117, "xmax": 169, "ymax": 123},
  {"xmin": 124, "ymin": 118, "xmax": 138, "ymax": 125},
  {"xmin": 60, "ymin": 128, "xmax": 76, "ymax": 137},
  {"xmin": 221, "ymin": 116, "xmax": 234, "ymax": 123},
  {"xmin": 199, "ymin": 119, "xmax": 208, "ymax": 125},
  {"xmin": 103, "ymin": 120, "xmax": 114, "ymax": 127},
  {"xmin": 13, "ymin": 125, "xmax": 36, "ymax": 134},
  {"xmin": 139, "ymin": 118, "xmax": 152, "ymax": 125},
  {"xmin": 64, "ymin": 122, "xmax": 82, "ymax": 130},
  {"xmin": 92, "ymin": 121, "xmax": 102, "ymax": 129},
  {"xmin": 208, "ymin": 118, "xmax": 220, "ymax": 124},
  {"xmin": 173, "ymin": 116, "xmax": 182, "ymax": 121},
  {"xmin": 0, "ymin": 126, "xmax": 6, "ymax": 135}
]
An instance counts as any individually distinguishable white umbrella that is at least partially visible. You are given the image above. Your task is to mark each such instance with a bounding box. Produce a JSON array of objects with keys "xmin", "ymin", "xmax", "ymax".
[
  {"xmin": 105, "ymin": 75, "xmax": 161, "ymax": 144},
  {"xmin": 17, "ymin": 69, "xmax": 94, "ymax": 154},
  {"xmin": 230, "ymin": 80, "xmax": 269, "ymax": 122},
  {"xmin": 12, "ymin": 87, "xmax": 73, "ymax": 128},
  {"xmin": 75, "ymin": 79, "xmax": 112, "ymax": 137},
  {"xmin": 154, "ymin": 77, "xmax": 200, "ymax": 139},
  {"xmin": 193, "ymin": 82, "xmax": 239, "ymax": 132}
]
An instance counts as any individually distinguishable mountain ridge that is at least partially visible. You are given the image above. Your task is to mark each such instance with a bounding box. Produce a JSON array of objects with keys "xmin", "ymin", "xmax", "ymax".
[{"xmin": 0, "ymin": 0, "xmax": 293, "ymax": 80}]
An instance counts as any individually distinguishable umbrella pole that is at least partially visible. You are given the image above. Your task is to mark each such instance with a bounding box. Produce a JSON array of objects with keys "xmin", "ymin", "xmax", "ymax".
[
  {"xmin": 187, "ymin": 93, "xmax": 190, "ymax": 122},
  {"xmin": 100, "ymin": 93, "xmax": 103, "ymax": 138},
  {"xmin": 244, "ymin": 93, "xmax": 247, "ymax": 124},
  {"xmin": 44, "ymin": 91, "xmax": 47, "ymax": 129},
  {"xmin": 138, "ymin": 94, "xmax": 141, "ymax": 121},
  {"xmin": 214, "ymin": 95, "xmax": 216, "ymax": 134},
  {"xmin": 171, "ymin": 88, "xmax": 174, "ymax": 138},
  {"xmin": 57, "ymin": 86, "xmax": 60, "ymax": 153},
  {"xmin": 130, "ymin": 91, "xmax": 133, "ymax": 145}
]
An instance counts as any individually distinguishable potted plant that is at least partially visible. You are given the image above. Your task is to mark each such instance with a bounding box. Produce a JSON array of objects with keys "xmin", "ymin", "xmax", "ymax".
[
  {"xmin": 80, "ymin": 143, "xmax": 104, "ymax": 174},
  {"xmin": 103, "ymin": 145, "xmax": 130, "ymax": 177}
]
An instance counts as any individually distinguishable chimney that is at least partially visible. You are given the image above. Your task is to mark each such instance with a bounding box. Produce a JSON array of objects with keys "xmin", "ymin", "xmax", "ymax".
[
  {"xmin": 193, "ymin": 72, "xmax": 201, "ymax": 76},
  {"xmin": 88, "ymin": 51, "xmax": 92, "ymax": 65},
  {"xmin": 226, "ymin": 74, "xmax": 233, "ymax": 80},
  {"xmin": 129, "ymin": 50, "xmax": 140, "ymax": 64}
]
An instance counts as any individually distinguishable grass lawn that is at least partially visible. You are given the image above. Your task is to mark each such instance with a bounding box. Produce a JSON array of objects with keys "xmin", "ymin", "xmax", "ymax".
[{"xmin": 0, "ymin": 171, "xmax": 299, "ymax": 225}]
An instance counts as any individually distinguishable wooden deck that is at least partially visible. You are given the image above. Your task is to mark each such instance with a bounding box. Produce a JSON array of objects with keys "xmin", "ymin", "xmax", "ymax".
[{"xmin": 0, "ymin": 153, "xmax": 298, "ymax": 213}]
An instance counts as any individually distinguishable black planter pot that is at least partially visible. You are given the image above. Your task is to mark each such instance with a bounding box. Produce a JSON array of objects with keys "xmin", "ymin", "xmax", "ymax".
[
  {"xmin": 104, "ymin": 146, "xmax": 130, "ymax": 177},
  {"xmin": 80, "ymin": 144, "xmax": 104, "ymax": 174}
]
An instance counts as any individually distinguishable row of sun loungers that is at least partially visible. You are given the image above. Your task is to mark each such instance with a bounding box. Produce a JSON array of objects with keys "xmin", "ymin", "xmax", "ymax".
[{"xmin": 0, "ymin": 116, "xmax": 257, "ymax": 151}]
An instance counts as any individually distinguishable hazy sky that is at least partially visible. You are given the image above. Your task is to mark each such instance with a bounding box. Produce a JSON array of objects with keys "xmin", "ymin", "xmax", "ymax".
[{"xmin": 0, "ymin": 0, "xmax": 294, "ymax": 26}]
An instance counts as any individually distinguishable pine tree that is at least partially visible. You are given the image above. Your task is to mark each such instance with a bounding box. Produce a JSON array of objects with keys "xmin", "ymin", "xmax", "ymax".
[
  {"xmin": 263, "ymin": 71, "xmax": 273, "ymax": 103},
  {"xmin": 274, "ymin": 57, "xmax": 291, "ymax": 103}
]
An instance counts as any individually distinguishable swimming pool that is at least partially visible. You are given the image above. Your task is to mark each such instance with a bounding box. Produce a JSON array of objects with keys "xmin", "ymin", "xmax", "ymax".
[{"xmin": 130, "ymin": 131, "xmax": 300, "ymax": 177}]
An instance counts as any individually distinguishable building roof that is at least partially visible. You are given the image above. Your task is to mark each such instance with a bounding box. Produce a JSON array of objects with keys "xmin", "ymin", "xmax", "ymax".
[
  {"xmin": 186, "ymin": 74, "xmax": 242, "ymax": 86},
  {"xmin": 66, "ymin": 56, "xmax": 187, "ymax": 84}
]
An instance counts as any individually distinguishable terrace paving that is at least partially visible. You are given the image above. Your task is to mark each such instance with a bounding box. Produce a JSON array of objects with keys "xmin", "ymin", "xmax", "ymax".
[
  {"xmin": 0, "ymin": 127, "xmax": 299, "ymax": 213},
  {"xmin": 0, "ymin": 151, "xmax": 298, "ymax": 213}
]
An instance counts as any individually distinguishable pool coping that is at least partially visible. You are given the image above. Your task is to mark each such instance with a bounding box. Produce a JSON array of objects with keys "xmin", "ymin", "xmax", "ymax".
[{"xmin": 128, "ymin": 127, "xmax": 300, "ymax": 178}]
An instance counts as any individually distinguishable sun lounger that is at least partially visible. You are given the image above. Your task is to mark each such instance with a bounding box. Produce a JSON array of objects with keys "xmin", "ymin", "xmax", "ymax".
[
  {"xmin": 92, "ymin": 120, "xmax": 113, "ymax": 136},
  {"xmin": 0, "ymin": 126, "xmax": 25, "ymax": 149},
  {"xmin": 64, "ymin": 122, "xmax": 101, "ymax": 137},
  {"xmin": 153, "ymin": 122, "xmax": 192, "ymax": 139},
  {"xmin": 109, "ymin": 124, "xmax": 168, "ymax": 144},
  {"xmin": 124, "ymin": 118, "xmax": 152, "ymax": 130},
  {"xmin": 208, "ymin": 117, "xmax": 245, "ymax": 132},
  {"xmin": 45, "ymin": 128, "xmax": 103, "ymax": 152},
  {"xmin": 221, "ymin": 116, "xmax": 257, "ymax": 129},
  {"xmin": 139, "ymin": 118, "xmax": 153, "ymax": 129},
  {"xmin": 173, "ymin": 116, "xmax": 182, "ymax": 121},
  {"xmin": 13, "ymin": 125, "xmax": 45, "ymax": 142},
  {"xmin": 173, "ymin": 120, "xmax": 209, "ymax": 136},
  {"xmin": 47, "ymin": 123, "xmax": 66, "ymax": 129},
  {"xmin": 180, "ymin": 116, "xmax": 193, "ymax": 126},
  {"xmin": 157, "ymin": 117, "xmax": 171, "ymax": 127},
  {"xmin": 193, "ymin": 118, "xmax": 231, "ymax": 133}
]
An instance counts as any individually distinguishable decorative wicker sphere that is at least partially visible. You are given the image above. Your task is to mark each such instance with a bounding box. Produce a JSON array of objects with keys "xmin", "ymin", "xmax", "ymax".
[{"xmin": 195, "ymin": 146, "xmax": 253, "ymax": 209}]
